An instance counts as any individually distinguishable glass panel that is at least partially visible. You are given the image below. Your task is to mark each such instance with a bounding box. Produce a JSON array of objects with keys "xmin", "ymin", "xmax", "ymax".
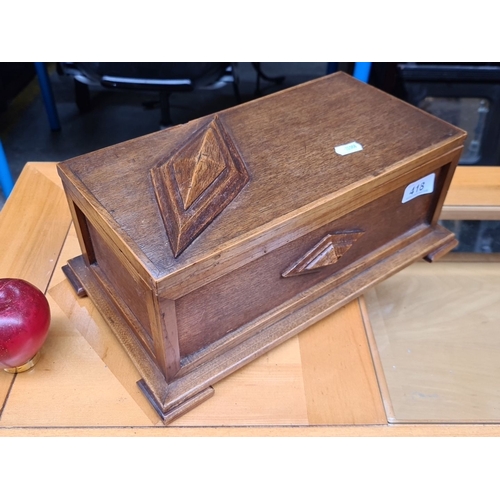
[
  {"xmin": 364, "ymin": 260, "xmax": 500, "ymax": 422},
  {"xmin": 419, "ymin": 97, "xmax": 490, "ymax": 164}
]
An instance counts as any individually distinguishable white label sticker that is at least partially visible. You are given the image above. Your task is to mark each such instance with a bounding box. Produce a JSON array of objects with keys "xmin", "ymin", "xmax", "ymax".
[
  {"xmin": 402, "ymin": 173, "xmax": 435, "ymax": 203},
  {"xmin": 334, "ymin": 141, "xmax": 363, "ymax": 156}
]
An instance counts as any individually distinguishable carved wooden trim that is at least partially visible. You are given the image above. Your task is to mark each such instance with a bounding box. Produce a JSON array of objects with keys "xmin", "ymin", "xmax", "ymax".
[
  {"xmin": 151, "ymin": 116, "xmax": 249, "ymax": 257},
  {"xmin": 282, "ymin": 231, "xmax": 364, "ymax": 277}
]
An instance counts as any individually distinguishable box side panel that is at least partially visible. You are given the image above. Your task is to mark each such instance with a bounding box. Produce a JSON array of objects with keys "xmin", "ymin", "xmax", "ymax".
[
  {"xmin": 86, "ymin": 221, "xmax": 155, "ymax": 357},
  {"xmin": 176, "ymin": 164, "xmax": 450, "ymax": 359},
  {"xmin": 66, "ymin": 204, "xmax": 181, "ymax": 381}
]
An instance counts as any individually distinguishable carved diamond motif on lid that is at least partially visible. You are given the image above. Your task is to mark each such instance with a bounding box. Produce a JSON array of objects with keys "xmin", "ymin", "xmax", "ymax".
[
  {"xmin": 151, "ymin": 116, "xmax": 249, "ymax": 258},
  {"xmin": 282, "ymin": 231, "xmax": 364, "ymax": 278},
  {"xmin": 172, "ymin": 126, "xmax": 227, "ymax": 210}
]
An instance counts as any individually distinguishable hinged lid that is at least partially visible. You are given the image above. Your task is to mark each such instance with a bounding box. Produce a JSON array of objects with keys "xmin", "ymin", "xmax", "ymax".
[{"xmin": 58, "ymin": 72, "xmax": 466, "ymax": 291}]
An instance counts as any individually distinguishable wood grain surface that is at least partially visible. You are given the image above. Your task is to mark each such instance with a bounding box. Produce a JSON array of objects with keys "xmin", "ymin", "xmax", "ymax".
[
  {"xmin": 0, "ymin": 163, "xmax": 71, "ymax": 291},
  {"xmin": 441, "ymin": 166, "xmax": 500, "ymax": 220},
  {"xmin": 4, "ymin": 424, "xmax": 500, "ymax": 437},
  {"xmin": 298, "ymin": 299, "xmax": 386, "ymax": 425},
  {"xmin": 1, "ymin": 162, "xmax": 500, "ymax": 436}
]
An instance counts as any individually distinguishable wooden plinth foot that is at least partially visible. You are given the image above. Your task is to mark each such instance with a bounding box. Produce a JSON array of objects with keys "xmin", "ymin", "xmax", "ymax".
[
  {"xmin": 137, "ymin": 381, "xmax": 214, "ymax": 424},
  {"xmin": 424, "ymin": 235, "xmax": 458, "ymax": 262},
  {"xmin": 62, "ymin": 264, "xmax": 87, "ymax": 297}
]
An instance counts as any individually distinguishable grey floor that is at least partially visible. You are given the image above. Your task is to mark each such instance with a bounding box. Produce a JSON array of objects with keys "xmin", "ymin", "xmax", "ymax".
[{"xmin": 0, "ymin": 62, "xmax": 328, "ymax": 209}]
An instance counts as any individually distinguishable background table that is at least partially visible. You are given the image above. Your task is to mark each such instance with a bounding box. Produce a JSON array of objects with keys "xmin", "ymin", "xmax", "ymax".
[{"xmin": 1, "ymin": 162, "xmax": 499, "ymax": 436}]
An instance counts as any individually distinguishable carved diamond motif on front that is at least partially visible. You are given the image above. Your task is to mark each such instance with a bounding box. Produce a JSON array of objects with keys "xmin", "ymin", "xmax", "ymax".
[
  {"xmin": 282, "ymin": 231, "xmax": 364, "ymax": 278},
  {"xmin": 151, "ymin": 115, "xmax": 249, "ymax": 257}
]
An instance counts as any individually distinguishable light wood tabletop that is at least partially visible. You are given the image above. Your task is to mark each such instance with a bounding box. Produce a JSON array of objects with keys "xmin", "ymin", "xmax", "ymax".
[{"xmin": 1, "ymin": 162, "xmax": 500, "ymax": 436}]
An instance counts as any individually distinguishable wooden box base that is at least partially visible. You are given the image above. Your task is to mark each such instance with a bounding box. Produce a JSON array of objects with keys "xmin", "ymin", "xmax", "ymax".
[{"xmin": 64, "ymin": 225, "xmax": 456, "ymax": 424}]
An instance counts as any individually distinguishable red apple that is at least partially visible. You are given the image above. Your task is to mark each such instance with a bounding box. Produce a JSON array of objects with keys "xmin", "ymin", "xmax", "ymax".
[{"xmin": 0, "ymin": 278, "xmax": 51, "ymax": 370}]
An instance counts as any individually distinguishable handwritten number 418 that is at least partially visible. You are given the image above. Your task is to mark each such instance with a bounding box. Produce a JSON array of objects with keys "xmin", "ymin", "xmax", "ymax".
[{"xmin": 409, "ymin": 181, "xmax": 427, "ymax": 196}]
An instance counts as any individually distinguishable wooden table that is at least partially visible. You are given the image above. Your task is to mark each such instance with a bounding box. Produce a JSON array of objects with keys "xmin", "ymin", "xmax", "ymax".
[{"xmin": 1, "ymin": 162, "xmax": 500, "ymax": 436}]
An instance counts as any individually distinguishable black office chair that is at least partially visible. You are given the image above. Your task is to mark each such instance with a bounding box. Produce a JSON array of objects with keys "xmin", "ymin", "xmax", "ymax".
[{"xmin": 58, "ymin": 62, "xmax": 239, "ymax": 127}]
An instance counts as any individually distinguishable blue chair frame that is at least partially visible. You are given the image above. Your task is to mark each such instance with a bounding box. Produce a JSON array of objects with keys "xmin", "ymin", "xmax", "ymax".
[{"xmin": 0, "ymin": 140, "xmax": 14, "ymax": 199}]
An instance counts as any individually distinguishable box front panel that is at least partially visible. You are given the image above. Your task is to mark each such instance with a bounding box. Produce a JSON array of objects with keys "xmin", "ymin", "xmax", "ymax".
[{"xmin": 176, "ymin": 164, "xmax": 450, "ymax": 359}]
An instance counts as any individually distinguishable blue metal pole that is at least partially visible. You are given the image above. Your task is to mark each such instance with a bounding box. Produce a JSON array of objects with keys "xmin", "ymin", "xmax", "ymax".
[
  {"xmin": 34, "ymin": 62, "xmax": 61, "ymax": 131},
  {"xmin": 353, "ymin": 62, "xmax": 372, "ymax": 83},
  {"xmin": 0, "ymin": 140, "xmax": 14, "ymax": 198}
]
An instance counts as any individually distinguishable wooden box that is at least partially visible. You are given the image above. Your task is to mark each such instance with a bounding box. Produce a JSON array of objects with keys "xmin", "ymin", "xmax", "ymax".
[{"xmin": 57, "ymin": 73, "xmax": 466, "ymax": 423}]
